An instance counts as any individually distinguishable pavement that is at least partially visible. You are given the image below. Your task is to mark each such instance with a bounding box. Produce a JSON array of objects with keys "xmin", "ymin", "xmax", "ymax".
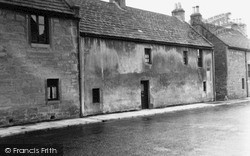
[{"xmin": 0, "ymin": 98, "xmax": 250, "ymax": 138}]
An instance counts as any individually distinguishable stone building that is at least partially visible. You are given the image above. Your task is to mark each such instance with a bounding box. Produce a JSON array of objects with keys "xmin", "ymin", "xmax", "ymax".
[
  {"xmin": 204, "ymin": 12, "xmax": 247, "ymax": 37},
  {"xmin": 0, "ymin": 0, "xmax": 80, "ymax": 127},
  {"xmin": 191, "ymin": 6, "xmax": 250, "ymax": 100},
  {"xmin": 78, "ymin": 0, "xmax": 215, "ymax": 115}
]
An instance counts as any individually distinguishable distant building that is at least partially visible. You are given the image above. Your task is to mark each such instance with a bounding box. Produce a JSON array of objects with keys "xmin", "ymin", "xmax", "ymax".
[
  {"xmin": 191, "ymin": 6, "xmax": 250, "ymax": 100},
  {"xmin": 204, "ymin": 12, "xmax": 247, "ymax": 37},
  {"xmin": 78, "ymin": 0, "xmax": 214, "ymax": 115},
  {"xmin": 0, "ymin": 0, "xmax": 80, "ymax": 127}
]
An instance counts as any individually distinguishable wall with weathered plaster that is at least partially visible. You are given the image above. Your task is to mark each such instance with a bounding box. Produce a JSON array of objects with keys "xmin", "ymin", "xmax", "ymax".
[
  {"xmin": 227, "ymin": 49, "xmax": 247, "ymax": 99},
  {"xmin": 0, "ymin": 8, "xmax": 80, "ymax": 127},
  {"xmin": 192, "ymin": 24, "xmax": 228, "ymax": 100},
  {"xmin": 246, "ymin": 52, "xmax": 250, "ymax": 96},
  {"xmin": 82, "ymin": 37, "xmax": 214, "ymax": 115}
]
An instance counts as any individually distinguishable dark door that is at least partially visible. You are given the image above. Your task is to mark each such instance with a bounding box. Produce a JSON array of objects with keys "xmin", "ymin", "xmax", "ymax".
[{"xmin": 141, "ymin": 80, "xmax": 150, "ymax": 109}]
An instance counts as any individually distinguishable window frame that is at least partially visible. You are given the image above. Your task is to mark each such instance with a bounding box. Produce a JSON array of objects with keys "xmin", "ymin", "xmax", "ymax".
[
  {"xmin": 183, "ymin": 51, "xmax": 188, "ymax": 65},
  {"xmin": 46, "ymin": 79, "xmax": 60, "ymax": 102},
  {"xmin": 197, "ymin": 49, "xmax": 203, "ymax": 68},
  {"xmin": 242, "ymin": 78, "xmax": 245, "ymax": 89},
  {"xmin": 30, "ymin": 14, "xmax": 49, "ymax": 44},
  {"xmin": 248, "ymin": 64, "xmax": 250, "ymax": 77},
  {"xmin": 144, "ymin": 48, "xmax": 152, "ymax": 64},
  {"xmin": 92, "ymin": 88, "xmax": 101, "ymax": 103},
  {"xmin": 203, "ymin": 81, "xmax": 207, "ymax": 92}
]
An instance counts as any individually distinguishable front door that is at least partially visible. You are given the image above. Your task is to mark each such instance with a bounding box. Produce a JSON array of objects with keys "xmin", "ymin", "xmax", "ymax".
[{"xmin": 141, "ymin": 80, "xmax": 150, "ymax": 109}]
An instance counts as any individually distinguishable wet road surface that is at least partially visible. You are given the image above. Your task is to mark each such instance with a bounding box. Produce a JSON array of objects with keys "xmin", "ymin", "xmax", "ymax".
[{"xmin": 1, "ymin": 102, "xmax": 250, "ymax": 156}]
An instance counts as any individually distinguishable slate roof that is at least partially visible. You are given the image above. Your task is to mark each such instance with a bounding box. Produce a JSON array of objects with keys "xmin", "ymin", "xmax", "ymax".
[
  {"xmin": 204, "ymin": 23, "xmax": 250, "ymax": 50},
  {"xmin": 0, "ymin": 0, "xmax": 74, "ymax": 15},
  {"xmin": 78, "ymin": 0, "xmax": 212, "ymax": 48}
]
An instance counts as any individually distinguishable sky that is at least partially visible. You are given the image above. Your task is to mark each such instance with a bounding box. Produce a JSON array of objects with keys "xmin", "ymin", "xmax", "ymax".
[{"xmin": 101, "ymin": 0, "xmax": 250, "ymax": 37}]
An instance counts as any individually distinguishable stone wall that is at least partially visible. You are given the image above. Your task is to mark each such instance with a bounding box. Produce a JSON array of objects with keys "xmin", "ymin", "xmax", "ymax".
[
  {"xmin": 192, "ymin": 24, "xmax": 228, "ymax": 100},
  {"xmin": 0, "ymin": 8, "xmax": 80, "ymax": 127},
  {"xmin": 82, "ymin": 37, "xmax": 214, "ymax": 116},
  {"xmin": 227, "ymin": 49, "xmax": 247, "ymax": 99}
]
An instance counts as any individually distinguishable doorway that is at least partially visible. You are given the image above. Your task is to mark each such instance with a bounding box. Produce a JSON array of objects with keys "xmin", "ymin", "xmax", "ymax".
[{"xmin": 141, "ymin": 80, "xmax": 150, "ymax": 109}]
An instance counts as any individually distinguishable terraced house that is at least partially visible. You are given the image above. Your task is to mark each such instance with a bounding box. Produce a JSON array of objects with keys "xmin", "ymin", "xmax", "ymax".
[
  {"xmin": 0, "ymin": 0, "xmax": 216, "ymax": 127},
  {"xmin": 79, "ymin": 0, "xmax": 215, "ymax": 116},
  {"xmin": 190, "ymin": 6, "xmax": 250, "ymax": 100},
  {"xmin": 0, "ymin": 0, "xmax": 80, "ymax": 127}
]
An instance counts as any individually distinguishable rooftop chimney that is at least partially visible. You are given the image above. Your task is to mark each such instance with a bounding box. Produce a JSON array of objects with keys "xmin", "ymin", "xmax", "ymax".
[
  {"xmin": 172, "ymin": 2, "xmax": 185, "ymax": 21},
  {"xmin": 190, "ymin": 6, "xmax": 202, "ymax": 26},
  {"xmin": 110, "ymin": 0, "xmax": 126, "ymax": 9}
]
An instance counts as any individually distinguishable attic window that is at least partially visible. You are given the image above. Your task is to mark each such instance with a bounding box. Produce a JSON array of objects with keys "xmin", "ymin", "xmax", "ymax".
[{"xmin": 30, "ymin": 14, "xmax": 49, "ymax": 44}]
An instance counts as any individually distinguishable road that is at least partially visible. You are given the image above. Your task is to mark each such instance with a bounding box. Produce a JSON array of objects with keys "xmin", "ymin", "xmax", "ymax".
[{"xmin": 1, "ymin": 102, "xmax": 250, "ymax": 156}]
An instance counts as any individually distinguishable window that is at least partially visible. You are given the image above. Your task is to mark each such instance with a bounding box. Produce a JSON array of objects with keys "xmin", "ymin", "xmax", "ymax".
[
  {"xmin": 242, "ymin": 78, "xmax": 245, "ymax": 89},
  {"xmin": 30, "ymin": 15, "xmax": 49, "ymax": 44},
  {"xmin": 92, "ymin": 88, "xmax": 100, "ymax": 103},
  {"xmin": 197, "ymin": 49, "xmax": 203, "ymax": 67},
  {"xmin": 183, "ymin": 51, "xmax": 188, "ymax": 65},
  {"xmin": 248, "ymin": 64, "xmax": 250, "ymax": 77},
  {"xmin": 47, "ymin": 79, "xmax": 59, "ymax": 101},
  {"xmin": 203, "ymin": 81, "xmax": 206, "ymax": 92},
  {"xmin": 145, "ymin": 48, "xmax": 152, "ymax": 64}
]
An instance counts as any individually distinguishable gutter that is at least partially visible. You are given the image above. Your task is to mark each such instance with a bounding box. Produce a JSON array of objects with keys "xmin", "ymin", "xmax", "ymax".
[
  {"xmin": 0, "ymin": 2, "xmax": 77, "ymax": 19},
  {"xmin": 81, "ymin": 32, "xmax": 213, "ymax": 50},
  {"xmin": 228, "ymin": 46, "xmax": 250, "ymax": 52}
]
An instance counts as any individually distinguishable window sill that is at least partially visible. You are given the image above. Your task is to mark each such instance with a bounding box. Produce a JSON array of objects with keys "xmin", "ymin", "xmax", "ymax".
[
  {"xmin": 31, "ymin": 43, "xmax": 50, "ymax": 48},
  {"xmin": 47, "ymin": 100, "xmax": 60, "ymax": 105}
]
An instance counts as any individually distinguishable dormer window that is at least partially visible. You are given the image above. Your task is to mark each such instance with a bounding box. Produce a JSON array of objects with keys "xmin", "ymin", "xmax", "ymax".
[{"xmin": 30, "ymin": 15, "xmax": 49, "ymax": 44}]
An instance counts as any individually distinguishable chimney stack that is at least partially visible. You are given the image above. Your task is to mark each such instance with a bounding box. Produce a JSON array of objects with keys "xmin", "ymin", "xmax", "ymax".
[
  {"xmin": 172, "ymin": 2, "xmax": 185, "ymax": 21},
  {"xmin": 110, "ymin": 0, "xmax": 126, "ymax": 9},
  {"xmin": 190, "ymin": 5, "xmax": 202, "ymax": 26}
]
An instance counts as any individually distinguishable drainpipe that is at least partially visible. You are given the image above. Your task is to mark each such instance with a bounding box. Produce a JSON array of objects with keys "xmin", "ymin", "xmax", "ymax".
[
  {"xmin": 245, "ymin": 51, "xmax": 248, "ymax": 97},
  {"xmin": 212, "ymin": 49, "xmax": 216, "ymax": 101},
  {"xmin": 72, "ymin": 6, "xmax": 83, "ymax": 117}
]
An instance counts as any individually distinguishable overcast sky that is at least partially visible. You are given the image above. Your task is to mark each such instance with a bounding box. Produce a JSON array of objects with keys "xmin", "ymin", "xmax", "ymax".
[{"xmin": 101, "ymin": 0, "xmax": 250, "ymax": 37}]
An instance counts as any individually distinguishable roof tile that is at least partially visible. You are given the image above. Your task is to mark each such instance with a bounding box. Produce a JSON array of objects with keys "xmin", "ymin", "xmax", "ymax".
[
  {"xmin": 0, "ymin": 0, "xmax": 74, "ymax": 15},
  {"xmin": 204, "ymin": 23, "xmax": 250, "ymax": 50},
  {"xmin": 78, "ymin": 0, "xmax": 212, "ymax": 47}
]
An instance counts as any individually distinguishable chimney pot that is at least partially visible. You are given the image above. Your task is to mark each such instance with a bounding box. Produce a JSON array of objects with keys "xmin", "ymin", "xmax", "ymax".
[
  {"xmin": 192, "ymin": 7, "xmax": 196, "ymax": 14},
  {"xmin": 110, "ymin": 0, "xmax": 126, "ymax": 8},
  {"xmin": 196, "ymin": 6, "xmax": 200, "ymax": 13},
  {"xmin": 190, "ymin": 6, "xmax": 202, "ymax": 26},
  {"xmin": 172, "ymin": 2, "xmax": 185, "ymax": 21},
  {"xmin": 175, "ymin": 3, "xmax": 178, "ymax": 9},
  {"xmin": 178, "ymin": 2, "xmax": 182, "ymax": 9}
]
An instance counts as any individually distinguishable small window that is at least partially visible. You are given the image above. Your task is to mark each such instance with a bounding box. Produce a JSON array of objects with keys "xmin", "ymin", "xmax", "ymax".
[
  {"xmin": 183, "ymin": 51, "xmax": 188, "ymax": 65},
  {"xmin": 145, "ymin": 48, "xmax": 152, "ymax": 64},
  {"xmin": 30, "ymin": 14, "xmax": 49, "ymax": 44},
  {"xmin": 47, "ymin": 79, "xmax": 59, "ymax": 101},
  {"xmin": 242, "ymin": 78, "xmax": 245, "ymax": 89},
  {"xmin": 198, "ymin": 49, "xmax": 203, "ymax": 67},
  {"xmin": 248, "ymin": 64, "xmax": 250, "ymax": 77},
  {"xmin": 203, "ymin": 81, "xmax": 206, "ymax": 92},
  {"xmin": 92, "ymin": 88, "xmax": 100, "ymax": 103}
]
